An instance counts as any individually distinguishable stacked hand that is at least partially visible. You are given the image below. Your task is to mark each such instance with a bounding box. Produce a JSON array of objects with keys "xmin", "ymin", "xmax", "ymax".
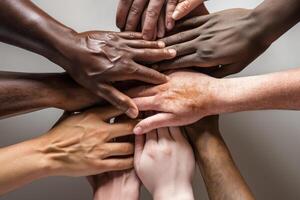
[{"xmin": 55, "ymin": 31, "xmax": 176, "ymax": 118}]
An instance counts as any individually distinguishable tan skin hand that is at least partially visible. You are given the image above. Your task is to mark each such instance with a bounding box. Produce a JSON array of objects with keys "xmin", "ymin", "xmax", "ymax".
[
  {"xmin": 128, "ymin": 71, "xmax": 220, "ymax": 135},
  {"xmin": 39, "ymin": 107, "xmax": 137, "ymax": 177},
  {"xmin": 157, "ymin": 9, "xmax": 270, "ymax": 77},
  {"xmin": 56, "ymin": 31, "xmax": 176, "ymax": 118}
]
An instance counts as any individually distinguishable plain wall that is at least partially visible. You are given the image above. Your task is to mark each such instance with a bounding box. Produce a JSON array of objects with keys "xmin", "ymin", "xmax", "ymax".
[{"xmin": 0, "ymin": 0, "xmax": 300, "ymax": 199}]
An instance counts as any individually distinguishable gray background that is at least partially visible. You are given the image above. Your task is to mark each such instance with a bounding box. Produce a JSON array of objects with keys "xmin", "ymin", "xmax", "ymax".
[{"xmin": 0, "ymin": 0, "xmax": 300, "ymax": 199}]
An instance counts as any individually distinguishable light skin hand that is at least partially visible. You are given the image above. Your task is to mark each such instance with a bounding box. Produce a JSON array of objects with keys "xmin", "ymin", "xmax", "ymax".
[
  {"xmin": 184, "ymin": 116, "xmax": 255, "ymax": 200},
  {"xmin": 172, "ymin": 0, "xmax": 205, "ymax": 21},
  {"xmin": 128, "ymin": 71, "xmax": 222, "ymax": 134},
  {"xmin": 135, "ymin": 127, "xmax": 195, "ymax": 200}
]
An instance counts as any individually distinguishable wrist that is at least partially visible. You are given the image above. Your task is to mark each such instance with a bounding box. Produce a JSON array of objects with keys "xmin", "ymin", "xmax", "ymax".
[{"xmin": 153, "ymin": 184, "xmax": 194, "ymax": 200}]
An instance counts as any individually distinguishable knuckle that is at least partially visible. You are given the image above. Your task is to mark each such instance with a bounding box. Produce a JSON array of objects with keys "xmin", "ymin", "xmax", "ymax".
[
  {"xmin": 147, "ymin": 9, "xmax": 159, "ymax": 18},
  {"xmin": 129, "ymin": 5, "xmax": 140, "ymax": 15},
  {"xmin": 160, "ymin": 145, "xmax": 173, "ymax": 156}
]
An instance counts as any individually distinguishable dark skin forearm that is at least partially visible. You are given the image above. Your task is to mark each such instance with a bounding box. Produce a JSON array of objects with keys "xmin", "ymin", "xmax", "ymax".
[
  {"xmin": 254, "ymin": 0, "xmax": 300, "ymax": 46},
  {"xmin": 0, "ymin": 0, "xmax": 74, "ymax": 60},
  {"xmin": 185, "ymin": 117, "xmax": 255, "ymax": 200},
  {"xmin": 0, "ymin": 72, "xmax": 99, "ymax": 119}
]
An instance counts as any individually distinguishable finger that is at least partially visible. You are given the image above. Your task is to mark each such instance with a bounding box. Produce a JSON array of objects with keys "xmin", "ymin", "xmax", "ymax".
[
  {"xmin": 168, "ymin": 40, "xmax": 196, "ymax": 57},
  {"xmin": 133, "ymin": 96, "xmax": 159, "ymax": 111},
  {"xmin": 172, "ymin": 0, "xmax": 204, "ymax": 20},
  {"xmin": 156, "ymin": 53, "xmax": 199, "ymax": 71},
  {"xmin": 157, "ymin": 127, "xmax": 173, "ymax": 142},
  {"xmin": 118, "ymin": 32, "xmax": 143, "ymax": 40},
  {"xmin": 165, "ymin": 0, "xmax": 178, "ymax": 30},
  {"xmin": 157, "ymin": 11, "xmax": 166, "ymax": 38},
  {"xmin": 96, "ymin": 83, "xmax": 139, "ymax": 119},
  {"xmin": 142, "ymin": 0, "xmax": 165, "ymax": 40},
  {"xmin": 125, "ymin": 0, "xmax": 149, "ymax": 31},
  {"xmin": 127, "ymin": 85, "xmax": 160, "ymax": 98},
  {"xmin": 173, "ymin": 14, "xmax": 210, "ymax": 31},
  {"xmin": 169, "ymin": 126, "xmax": 185, "ymax": 141},
  {"xmin": 160, "ymin": 29, "xmax": 198, "ymax": 46},
  {"xmin": 134, "ymin": 135, "xmax": 145, "ymax": 166},
  {"xmin": 125, "ymin": 39, "xmax": 165, "ymax": 48},
  {"xmin": 85, "ymin": 106, "xmax": 123, "ymax": 122},
  {"xmin": 102, "ymin": 158, "xmax": 134, "ymax": 172},
  {"xmin": 133, "ymin": 113, "xmax": 177, "ymax": 135},
  {"xmin": 116, "ymin": 0, "xmax": 134, "ymax": 30},
  {"xmin": 108, "ymin": 120, "xmax": 138, "ymax": 139},
  {"xmin": 129, "ymin": 64, "xmax": 168, "ymax": 84},
  {"xmin": 102, "ymin": 143, "xmax": 134, "ymax": 158},
  {"xmin": 133, "ymin": 48, "xmax": 176, "ymax": 63}
]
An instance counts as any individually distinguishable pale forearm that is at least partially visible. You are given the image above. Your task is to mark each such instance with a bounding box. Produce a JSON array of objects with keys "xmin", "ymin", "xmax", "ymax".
[
  {"xmin": 153, "ymin": 186, "xmax": 194, "ymax": 200},
  {"xmin": 217, "ymin": 68, "xmax": 300, "ymax": 114},
  {"xmin": 0, "ymin": 138, "xmax": 51, "ymax": 195}
]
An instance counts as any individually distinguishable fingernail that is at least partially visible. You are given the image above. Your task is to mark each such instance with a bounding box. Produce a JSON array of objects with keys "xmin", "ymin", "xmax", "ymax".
[
  {"xmin": 168, "ymin": 49, "xmax": 177, "ymax": 57},
  {"xmin": 172, "ymin": 10, "xmax": 180, "ymax": 20},
  {"xmin": 158, "ymin": 41, "xmax": 165, "ymax": 48},
  {"xmin": 134, "ymin": 126, "xmax": 143, "ymax": 135},
  {"xmin": 126, "ymin": 108, "xmax": 138, "ymax": 119}
]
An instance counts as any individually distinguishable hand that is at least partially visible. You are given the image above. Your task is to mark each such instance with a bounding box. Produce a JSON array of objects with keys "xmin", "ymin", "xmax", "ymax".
[
  {"xmin": 38, "ymin": 107, "xmax": 136, "ymax": 177},
  {"xmin": 157, "ymin": 9, "xmax": 270, "ymax": 77},
  {"xmin": 134, "ymin": 127, "xmax": 195, "ymax": 200},
  {"xmin": 89, "ymin": 169, "xmax": 140, "ymax": 200},
  {"xmin": 129, "ymin": 71, "xmax": 222, "ymax": 134},
  {"xmin": 55, "ymin": 31, "xmax": 176, "ymax": 118}
]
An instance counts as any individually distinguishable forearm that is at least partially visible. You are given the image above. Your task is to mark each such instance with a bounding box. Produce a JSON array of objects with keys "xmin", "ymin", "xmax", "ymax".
[
  {"xmin": 153, "ymin": 186, "xmax": 194, "ymax": 200},
  {"xmin": 0, "ymin": 72, "xmax": 92, "ymax": 118},
  {"xmin": 185, "ymin": 118, "xmax": 254, "ymax": 200},
  {"xmin": 0, "ymin": 0, "xmax": 75, "ymax": 64},
  {"xmin": 216, "ymin": 68, "xmax": 300, "ymax": 114},
  {"xmin": 0, "ymin": 138, "xmax": 51, "ymax": 195},
  {"xmin": 253, "ymin": 0, "xmax": 300, "ymax": 46}
]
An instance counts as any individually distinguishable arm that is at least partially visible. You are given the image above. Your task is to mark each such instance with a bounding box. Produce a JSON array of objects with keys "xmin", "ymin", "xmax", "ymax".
[
  {"xmin": 130, "ymin": 68, "xmax": 300, "ymax": 134},
  {"xmin": 184, "ymin": 116, "xmax": 255, "ymax": 200},
  {"xmin": 0, "ymin": 72, "xmax": 99, "ymax": 119},
  {"xmin": 0, "ymin": 107, "xmax": 136, "ymax": 195},
  {"xmin": 134, "ymin": 127, "xmax": 195, "ymax": 200},
  {"xmin": 157, "ymin": 0, "xmax": 300, "ymax": 77},
  {"xmin": 0, "ymin": 0, "xmax": 175, "ymax": 118}
]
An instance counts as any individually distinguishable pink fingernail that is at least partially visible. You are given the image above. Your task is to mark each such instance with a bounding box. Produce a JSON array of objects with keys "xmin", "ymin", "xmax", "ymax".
[
  {"xmin": 158, "ymin": 41, "xmax": 165, "ymax": 48},
  {"xmin": 168, "ymin": 49, "xmax": 177, "ymax": 57},
  {"xmin": 126, "ymin": 108, "xmax": 138, "ymax": 119}
]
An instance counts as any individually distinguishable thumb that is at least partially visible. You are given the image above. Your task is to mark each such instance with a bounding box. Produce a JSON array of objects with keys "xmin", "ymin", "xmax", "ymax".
[{"xmin": 172, "ymin": 0, "xmax": 203, "ymax": 20}]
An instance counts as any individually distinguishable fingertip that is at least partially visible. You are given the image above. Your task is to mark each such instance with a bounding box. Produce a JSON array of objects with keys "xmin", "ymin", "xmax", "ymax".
[
  {"xmin": 126, "ymin": 107, "xmax": 139, "ymax": 119},
  {"xmin": 133, "ymin": 126, "xmax": 143, "ymax": 135},
  {"xmin": 158, "ymin": 41, "xmax": 166, "ymax": 48},
  {"xmin": 172, "ymin": 10, "xmax": 181, "ymax": 20},
  {"xmin": 168, "ymin": 49, "xmax": 177, "ymax": 57}
]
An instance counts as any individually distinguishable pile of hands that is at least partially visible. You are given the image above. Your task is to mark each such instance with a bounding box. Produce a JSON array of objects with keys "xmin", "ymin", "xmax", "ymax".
[{"xmin": 44, "ymin": 0, "xmax": 274, "ymax": 199}]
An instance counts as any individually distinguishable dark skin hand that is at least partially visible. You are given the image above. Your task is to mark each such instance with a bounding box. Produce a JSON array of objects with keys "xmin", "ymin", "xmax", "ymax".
[
  {"xmin": 157, "ymin": 0, "xmax": 300, "ymax": 77},
  {"xmin": 0, "ymin": 72, "xmax": 99, "ymax": 119},
  {"xmin": 116, "ymin": 0, "xmax": 206, "ymax": 40},
  {"xmin": 184, "ymin": 116, "xmax": 255, "ymax": 200},
  {"xmin": 0, "ymin": 0, "xmax": 177, "ymax": 119}
]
